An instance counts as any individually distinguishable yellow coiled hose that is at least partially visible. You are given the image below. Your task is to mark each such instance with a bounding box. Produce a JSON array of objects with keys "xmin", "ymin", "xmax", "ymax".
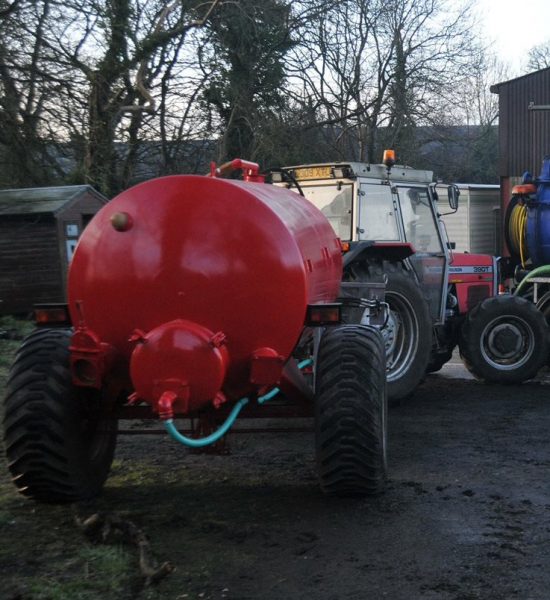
[{"xmin": 508, "ymin": 202, "xmax": 528, "ymax": 267}]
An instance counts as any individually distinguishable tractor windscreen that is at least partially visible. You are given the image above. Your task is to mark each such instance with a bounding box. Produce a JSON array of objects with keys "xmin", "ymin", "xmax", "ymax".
[{"xmin": 299, "ymin": 184, "xmax": 353, "ymax": 241}]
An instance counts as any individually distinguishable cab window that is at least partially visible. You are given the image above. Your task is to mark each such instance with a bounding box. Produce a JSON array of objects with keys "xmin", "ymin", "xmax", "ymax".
[
  {"xmin": 301, "ymin": 184, "xmax": 353, "ymax": 241},
  {"xmin": 358, "ymin": 184, "xmax": 400, "ymax": 241}
]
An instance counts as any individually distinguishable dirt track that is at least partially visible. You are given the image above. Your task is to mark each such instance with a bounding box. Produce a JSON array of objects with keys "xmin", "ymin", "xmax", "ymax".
[{"xmin": 2, "ymin": 360, "xmax": 550, "ymax": 599}]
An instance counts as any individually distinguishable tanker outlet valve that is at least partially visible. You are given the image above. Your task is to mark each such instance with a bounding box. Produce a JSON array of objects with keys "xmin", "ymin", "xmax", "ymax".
[
  {"xmin": 157, "ymin": 390, "xmax": 178, "ymax": 421},
  {"xmin": 163, "ymin": 359, "xmax": 313, "ymax": 448}
]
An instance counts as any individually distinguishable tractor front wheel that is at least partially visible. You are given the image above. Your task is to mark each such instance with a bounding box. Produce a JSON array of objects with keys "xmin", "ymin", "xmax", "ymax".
[
  {"xmin": 3, "ymin": 328, "xmax": 117, "ymax": 503},
  {"xmin": 315, "ymin": 324, "xmax": 387, "ymax": 496},
  {"xmin": 459, "ymin": 295, "xmax": 548, "ymax": 383}
]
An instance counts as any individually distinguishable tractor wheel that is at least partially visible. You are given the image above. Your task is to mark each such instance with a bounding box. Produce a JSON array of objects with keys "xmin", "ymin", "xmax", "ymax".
[
  {"xmin": 458, "ymin": 295, "xmax": 548, "ymax": 383},
  {"xmin": 535, "ymin": 290, "xmax": 550, "ymax": 325},
  {"xmin": 315, "ymin": 324, "xmax": 387, "ymax": 497},
  {"xmin": 535, "ymin": 291, "xmax": 550, "ymax": 364},
  {"xmin": 3, "ymin": 328, "xmax": 117, "ymax": 503},
  {"xmin": 347, "ymin": 261, "xmax": 432, "ymax": 400}
]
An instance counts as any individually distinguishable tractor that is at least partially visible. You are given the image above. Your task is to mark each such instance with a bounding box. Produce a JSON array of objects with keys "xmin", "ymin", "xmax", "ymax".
[
  {"xmin": 272, "ymin": 151, "xmax": 549, "ymax": 400},
  {"xmin": 3, "ymin": 160, "xmax": 387, "ymax": 503}
]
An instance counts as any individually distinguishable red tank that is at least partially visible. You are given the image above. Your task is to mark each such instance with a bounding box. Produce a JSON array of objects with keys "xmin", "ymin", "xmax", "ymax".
[{"xmin": 68, "ymin": 175, "xmax": 342, "ymax": 416}]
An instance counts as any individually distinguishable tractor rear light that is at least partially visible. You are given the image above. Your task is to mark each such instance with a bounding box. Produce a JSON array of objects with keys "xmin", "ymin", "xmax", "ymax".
[
  {"xmin": 340, "ymin": 240, "xmax": 351, "ymax": 252},
  {"xmin": 34, "ymin": 304, "xmax": 71, "ymax": 326},
  {"xmin": 306, "ymin": 303, "xmax": 342, "ymax": 326}
]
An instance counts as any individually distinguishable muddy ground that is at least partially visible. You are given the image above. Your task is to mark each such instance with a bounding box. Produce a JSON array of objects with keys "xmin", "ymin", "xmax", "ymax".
[{"xmin": 1, "ymin": 344, "xmax": 550, "ymax": 599}]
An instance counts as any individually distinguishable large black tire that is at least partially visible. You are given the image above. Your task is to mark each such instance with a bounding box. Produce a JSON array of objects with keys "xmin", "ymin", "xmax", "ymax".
[
  {"xmin": 346, "ymin": 261, "xmax": 432, "ymax": 400},
  {"xmin": 535, "ymin": 290, "xmax": 550, "ymax": 325},
  {"xmin": 3, "ymin": 328, "xmax": 117, "ymax": 503},
  {"xmin": 315, "ymin": 324, "xmax": 387, "ymax": 497},
  {"xmin": 535, "ymin": 291, "xmax": 550, "ymax": 365},
  {"xmin": 458, "ymin": 295, "xmax": 548, "ymax": 383}
]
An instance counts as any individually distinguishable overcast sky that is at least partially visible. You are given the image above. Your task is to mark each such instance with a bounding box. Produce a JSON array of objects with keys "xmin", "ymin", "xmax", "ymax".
[{"xmin": 475, "ymin": 0, "xmax": 550, "ymax": 73}]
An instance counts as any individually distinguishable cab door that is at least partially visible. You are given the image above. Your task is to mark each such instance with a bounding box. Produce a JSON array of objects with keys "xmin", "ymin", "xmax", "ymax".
[{"xmin": 395, "ymin": 185, "xmax": 448, "ymax": 323}]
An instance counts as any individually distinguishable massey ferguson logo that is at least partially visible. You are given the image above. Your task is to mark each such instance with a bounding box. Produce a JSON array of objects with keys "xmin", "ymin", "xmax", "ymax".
[{"xmin": 449, "ymin": 266, "xmax": 493, "ymax": 274}]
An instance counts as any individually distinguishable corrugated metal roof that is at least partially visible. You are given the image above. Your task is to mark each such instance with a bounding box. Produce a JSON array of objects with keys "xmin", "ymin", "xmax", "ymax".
[
  {"xmin": 490, "ymin": 67, "xmax": 550, "ymax": 93},
  {"xmin": 0, "ymin": 185, "xmax": 106, "ymax": 216}
]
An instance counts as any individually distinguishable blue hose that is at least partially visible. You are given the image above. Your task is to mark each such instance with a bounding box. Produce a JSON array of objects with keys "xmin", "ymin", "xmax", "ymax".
[
  {"xmin": 163, "ymin": 358, "xmax": 313, "ymax": 448},
  {"xmin": 164, "ymin": 398, "xmax": 248, "ymax": 448}
]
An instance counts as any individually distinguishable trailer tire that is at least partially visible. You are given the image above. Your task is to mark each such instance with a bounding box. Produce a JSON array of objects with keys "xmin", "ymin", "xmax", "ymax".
[
  {"xmin": 3, "ymin": 328, "xmax": 117, "ymax": 503},
  {"xmin": 459, "ymin": 295, "xmax": 548, "ymax": 383},
  {"xmin": 347, "ymin": 261, "xmax": 432, "ymax": 400},
  {"xmin": 315, "ymin": 324, "xmax": 387, "ymax": 497}
]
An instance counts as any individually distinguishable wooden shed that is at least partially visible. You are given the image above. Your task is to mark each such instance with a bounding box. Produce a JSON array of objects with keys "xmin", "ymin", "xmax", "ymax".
[
  {"xmin": 0, "ymin": 185, "xmax": 108, "ymax": 314},
  {"xmin": 438, "ymin": 184, "xmax": 501, "ymax": 255}
]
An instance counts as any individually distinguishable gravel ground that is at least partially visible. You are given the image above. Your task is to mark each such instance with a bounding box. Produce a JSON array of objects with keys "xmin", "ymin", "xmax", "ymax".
[
  {"xmin": 2, "ymin": 357, "xmax": 550, "ymax": 600},
  {"xmin": 111, "ymin": 359, "xmax": 550, "ymax": 600}
]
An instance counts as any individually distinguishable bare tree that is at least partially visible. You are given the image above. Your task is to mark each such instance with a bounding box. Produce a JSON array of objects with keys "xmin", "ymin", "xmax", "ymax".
[
  {"xmin": 287, "ymin": 0, "xmax": 482, "ymax": 165},
  {"xmin": 419, "ymin": 50, "xmax": 507, "ymax": 183},
  {"xmin": 527, "ymin": 40, "xmax": 550, "ymax": 72},
  {"xmin": 0, "ymin": 1, "xmax": 223, "ymax": 193},
  {"xmin": 43, "ymin": 0, "xmax": 220, "ymax": 195},
  {"xmin": 0, "ymin": 0, "xmax": 67, "ymax": 186}
]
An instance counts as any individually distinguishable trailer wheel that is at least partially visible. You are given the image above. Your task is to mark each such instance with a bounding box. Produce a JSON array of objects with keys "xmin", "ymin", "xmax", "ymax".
[
  {"xmin": 315, "ymin": 324, "xmax": 387, "ymax": 496},
  {"xmin": 459, "ymin": 295, "xmax": 548, "ymax": 383},
  {"xmin": 3, "ymin": 328, "xmax": 117, "ymax": 503},
  {"xmin": 347, "ymin": 261, "xmax": 431, "ymax": 400}
]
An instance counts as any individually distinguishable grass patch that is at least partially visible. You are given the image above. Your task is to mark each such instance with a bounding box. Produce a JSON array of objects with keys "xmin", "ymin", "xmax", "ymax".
[
  {"xmin": 0, "ymin": 339, "xmax": 17, "ymax": 382},
  {"xmin": 24, "ymin": 545, "xmax": 133, "ymax": 600},
  {"xmin": 0, "ymin": 315, "xmax": 33, "ymax": 388},
  {"xmin": 0, "ymin": 314, "xmax": 34, "ymax": 337}
]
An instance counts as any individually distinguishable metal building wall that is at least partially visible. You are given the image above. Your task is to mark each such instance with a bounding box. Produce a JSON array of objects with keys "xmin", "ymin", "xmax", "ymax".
[
  {"xmin": 491, "ymin": 68, "xmax": 550, "ymax": 178},
  {"xmin": 438, "ymin": 193, "xmax": 470, "ymax": 253},
  {"xmin": 469, "ymin": 188, "xmax": 501, "ymax": 255},
  {"xmin": 437, "ymin": 186, "xmax": 500, "ymax": 255}
]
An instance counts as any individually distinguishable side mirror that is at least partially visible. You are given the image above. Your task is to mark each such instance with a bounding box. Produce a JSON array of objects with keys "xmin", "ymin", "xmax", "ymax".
[{"xmin": 448, "ymin": 185, "xmax": 460, "ymax": 211}]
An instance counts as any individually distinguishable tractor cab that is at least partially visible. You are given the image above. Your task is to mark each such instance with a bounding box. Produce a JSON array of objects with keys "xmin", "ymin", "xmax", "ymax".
[{"xmin": 274, "ymin": 160, "xmax": 452, "ymax": 325}]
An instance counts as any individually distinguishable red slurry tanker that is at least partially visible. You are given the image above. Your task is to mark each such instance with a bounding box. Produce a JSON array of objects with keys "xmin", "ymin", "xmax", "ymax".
[{"xmin": 3, "ymin": 160, "xmax": 387, "ymax": 503}]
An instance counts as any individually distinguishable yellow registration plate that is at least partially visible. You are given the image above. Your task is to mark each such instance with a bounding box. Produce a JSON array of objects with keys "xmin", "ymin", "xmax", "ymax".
[{"xmin": 294, "ymin": 166, "xmax": 332, "ymax": 180}]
